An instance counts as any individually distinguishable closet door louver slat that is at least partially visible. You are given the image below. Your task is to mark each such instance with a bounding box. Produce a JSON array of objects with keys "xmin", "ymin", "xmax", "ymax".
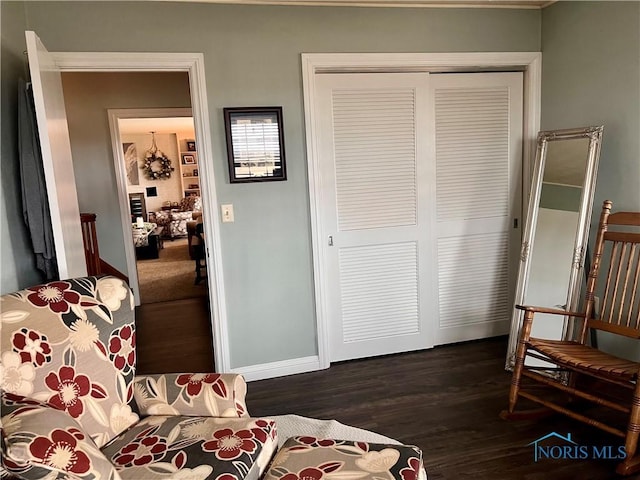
[
  {"xmin": 316, "ymin": 73, "xmax": 434, "ymax": 362},
  {"xmin": 433, "ymin": 73, "xmax": 523, "ymax": 345},
  {"xmin": 435, "ymin": 87, "xmax": 510, "ymax": 222},
  {"xmin": 339, "ymin": 242, "xmax": 420, "ymax": 343},
  {"xmin": 332, "ymin": 88, "xmax": 418, "ymax": 232}
]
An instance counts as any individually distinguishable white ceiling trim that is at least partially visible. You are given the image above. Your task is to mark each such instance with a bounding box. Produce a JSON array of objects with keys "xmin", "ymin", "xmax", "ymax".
[{"xmin": 152, "ymin": 0, "xmax": 556, "ymax": 8}]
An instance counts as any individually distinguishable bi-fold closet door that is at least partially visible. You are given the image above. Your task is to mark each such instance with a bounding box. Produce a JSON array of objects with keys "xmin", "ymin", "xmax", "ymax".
[{"xmin": 314, "ymin": 71, "xmax": 523, "ymax": 363}]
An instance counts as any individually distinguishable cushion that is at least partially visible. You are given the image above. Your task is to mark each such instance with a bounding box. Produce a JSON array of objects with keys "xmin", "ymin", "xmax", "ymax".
[
  {"xmin": 263, "ymin": 437, "xmax": 423, "ymax": 480},
  {"xmin": 101, "ymin": 415, "xmax": 277, "ymax": 480},
  {"xmin": 179, "ymin": 196, "xmax": 202, "ymax": 212},
  {"xmin": 133, "ymin": 373, "xmax": 249, "ymax": 417},
  {"xmin": 1, "ymin": 400, "xmax": 119, "ymax": 480},
  {"xmin": 0, "ymin": 277, "xmax": 139, "ymax": 447},
  {"xmin": 170, "ymin": 211, "xmax": 194, "ymax": 222}
]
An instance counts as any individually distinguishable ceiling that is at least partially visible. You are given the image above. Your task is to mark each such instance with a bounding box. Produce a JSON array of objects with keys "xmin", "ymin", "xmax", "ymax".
[
  {"xmin": 119, "ymin": 117, "xmax": 195, "ymax": 135},
  {"xmin": 157, "ymin": 0, "xmax": 554, "ymax": 7}
]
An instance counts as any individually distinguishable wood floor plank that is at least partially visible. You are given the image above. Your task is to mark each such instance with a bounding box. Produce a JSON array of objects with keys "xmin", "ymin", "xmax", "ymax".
[
  {"xmin": 133, "ymin": 301, "xmax": 632, "ymax": 479},
  {"xmin": 135, "ymin": 296, "xmax": 215, "ymax": 374},
  {"xmin": 246, "ymin": 339, "xmax": 630, "ymax": 480}
]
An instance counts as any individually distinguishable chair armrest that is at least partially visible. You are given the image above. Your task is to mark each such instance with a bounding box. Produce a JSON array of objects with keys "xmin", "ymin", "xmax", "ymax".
[
  {"xmin": 1, "ymin": 400, "xmax": 118, "ymax": 479},
  {"xmin": 516, "ymin": 305, "xmax": 586, "ymax": 318},
  {"xmin": 515, "ymin": 306, "xmax": 586, "ymax": 343},
  {"xmin": 133, "ymin": 373, "xmax": 249, "ymax": 417}
]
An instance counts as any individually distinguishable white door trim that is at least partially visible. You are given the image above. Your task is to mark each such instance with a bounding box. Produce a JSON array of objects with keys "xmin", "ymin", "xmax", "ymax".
[
  {"xmin": 107, "ymin": 107, "xmax": 194, "ymax": 305},
  {"xmin": 301, "ymin": 52, "xmax": 542, "ymax": 370},
  {"xmin": 50, "ymin": 50, "xmax": 231, "ymax": 373}
]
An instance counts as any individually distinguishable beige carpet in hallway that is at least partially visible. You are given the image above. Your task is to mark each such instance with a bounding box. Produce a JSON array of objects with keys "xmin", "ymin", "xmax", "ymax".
[{"xmin": 136, "ymin": 238, "xmax": 207, "ymax": 304}]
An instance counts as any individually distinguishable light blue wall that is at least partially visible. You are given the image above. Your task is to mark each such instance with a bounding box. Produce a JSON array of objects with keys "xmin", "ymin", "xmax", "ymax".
[
  {"xmin": 0, "ymin": 1, "xmax": 42, "ymax": 294},
  {"xmin": 542, "ymin": 1, "xmax": 640, "ymax": 361},
  {"xmin": 17, "ymin": 1, "xmax": 540, "ymax": 368},
  {"xmin": 6, "ymin": 1, "xmax": 636, "ymax": 367}
]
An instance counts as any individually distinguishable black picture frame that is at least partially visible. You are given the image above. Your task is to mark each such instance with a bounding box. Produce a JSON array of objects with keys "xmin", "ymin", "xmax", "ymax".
[
  {"xmin": 223, "ymin": 106, "xmax": 287, "ymax": 183},
  {"xmin": 182, "ymin": 154, "xmax": 195, "ymax": 165},
  {"xmin": 186, "ymin": 140, "xmax": 196, "ymax": 151}
]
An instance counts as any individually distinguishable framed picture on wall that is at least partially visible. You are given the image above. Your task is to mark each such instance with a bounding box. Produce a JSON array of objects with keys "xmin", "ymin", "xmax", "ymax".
[
  {"xmin": 186, "ymin": 140, "xmax": 196, "ymax": 151},
  {"xmin": 223, "ymin": 106, "xmax": 287, "ymax": 183},
  {"xmin": 182, "ymin": 154, "xmax": 195, "ymax": 165},
  {"xmin": 123, "ymin": 142, "xmax": 139, "ymax": 186}
]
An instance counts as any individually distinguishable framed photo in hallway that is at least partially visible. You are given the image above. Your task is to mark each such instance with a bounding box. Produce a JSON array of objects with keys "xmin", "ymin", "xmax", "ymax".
[{"xmin": 224, "ymin": 106, "xmax": 287, "ymax": 183}]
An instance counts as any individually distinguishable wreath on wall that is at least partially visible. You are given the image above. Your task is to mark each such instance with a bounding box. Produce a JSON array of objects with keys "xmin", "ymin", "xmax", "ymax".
[{"xmin": 141, "ymin": 132, "xmax": 175, "ymax": 180}]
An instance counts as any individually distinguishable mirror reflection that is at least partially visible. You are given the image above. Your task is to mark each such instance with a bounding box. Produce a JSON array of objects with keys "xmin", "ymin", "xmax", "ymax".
[
  {"xmin": 526, "ymin": 138, "xmax": 589, "ymax": 357},
  {"xmin": 506, "ymin": 127, "xmax": 603, "ymax": 369},
  {"xmin": 528, "ymin": 139, "xmax": 589, "ymax": 309}
]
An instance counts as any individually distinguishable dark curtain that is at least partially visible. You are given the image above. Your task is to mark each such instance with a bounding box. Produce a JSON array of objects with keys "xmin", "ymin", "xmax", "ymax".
[{"xmin": 18, "ymin": 78, "xmax": 58, "ymax": 281}]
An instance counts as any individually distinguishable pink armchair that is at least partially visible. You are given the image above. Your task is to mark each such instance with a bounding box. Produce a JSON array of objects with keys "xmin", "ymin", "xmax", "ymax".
[{"xmin": 1, "ymin": 276, "xmax": 277, "ymax": 479}]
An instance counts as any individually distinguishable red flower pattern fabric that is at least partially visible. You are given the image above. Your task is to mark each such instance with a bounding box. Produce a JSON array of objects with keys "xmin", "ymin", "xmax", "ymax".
[
  {"xmin": 176, "ymin": 373, "xmax": 227, "ymax": 397},
  {"xmin": 281, "ymin": 467, "xmax": 325, "ymax": 480},
  {"xmin": 26, "ymin": 281, "xmax": 80, "ymax": 314},
  {"xmin": 45, "ymin": 366, "xmax": 95, "ymax": 418},
  {"xmin": 101, "ymin": 416, "xmax": 277, "ymax": 480},
  {"xmin": 298, "ymin": 437, "xmax": 339, "ymax": 448},
  {"xmin": 134, "ymin": 373, "xmax": 249, "ymax": 418},
  {"xmin": 202, "ymin": 428, "xmax": 257, "ymax": 460},
  {"xmin": 12, "ymin": 328, "xmax": 52, "ymax": 367},
  {"xmin": 113, "ymin": 434, "xmax": 168, "ymax": 467},
  {"xmin": 108, "ymin": 325, "xmax": 136, "ymax": 373},
  {"xmin": 400, "ymin": 457, "xmax": 421, "ymax": 480},
  {"xmin": 250, "ymin": 419, "xmax": 275, "ymax": 443},
  {"xmin": 263, "ymin": 437, "xmax": 423, "ymax": 480},
  {"xmin": 29, "ymin": 428, "xmax": 91, "ymax": 475},
  {"xmin": 2, "ymin": 277, "xmax": 277, "ymax": 480},
  {"xmin": 2, "ymin": 404, "xmax": 120, "ymax": 480},
  {"xmin": 216, "ymin": 474, "xmax": 239, "ymax": 480},
  {"xmin": 2, "ymin": 392, "xmax": 48, "ymax": 408}
]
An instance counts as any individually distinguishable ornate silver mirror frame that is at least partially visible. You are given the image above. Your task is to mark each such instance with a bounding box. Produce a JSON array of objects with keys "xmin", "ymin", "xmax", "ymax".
[{"xmin": 506, "ymin": 126, "xmax": 603, "ymax": 370}]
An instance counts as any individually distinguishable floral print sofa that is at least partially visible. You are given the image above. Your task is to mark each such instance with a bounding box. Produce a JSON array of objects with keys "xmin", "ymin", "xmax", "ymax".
[
  {"xmin": 150, "ymin": 196, "xmax": 202, "ymax": 239},
  {"xmin": 0, "ymin": 276, "xmax": 277, "ymax": 480}
]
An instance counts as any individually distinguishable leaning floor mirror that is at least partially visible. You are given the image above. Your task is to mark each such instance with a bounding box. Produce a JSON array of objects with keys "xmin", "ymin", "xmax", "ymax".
[{"xmin": 506, "ymin": 126, "xmax": 604, "ymax": 370}]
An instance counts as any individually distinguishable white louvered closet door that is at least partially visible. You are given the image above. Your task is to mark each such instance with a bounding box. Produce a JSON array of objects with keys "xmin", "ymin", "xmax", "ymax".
[
  {"xmin": 315, "ymin": 73, "xmax": 436, "ymax": 362},
  {"xmin": 431, "ymin": 72, "xmax": 523, "ymax": 345}
]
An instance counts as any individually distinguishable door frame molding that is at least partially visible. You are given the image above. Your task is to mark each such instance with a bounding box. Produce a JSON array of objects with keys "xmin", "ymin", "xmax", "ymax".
[
  {"xmin": 301, "ymin": 52, "xmax": 542, "ymax": 369},
  {"xmin": 52, "ymin": 51, "xmax": 231, "ymax": 373},
  {"xmin": 107, "ymin": 107, "xmax": 194, "ymax": 305}
]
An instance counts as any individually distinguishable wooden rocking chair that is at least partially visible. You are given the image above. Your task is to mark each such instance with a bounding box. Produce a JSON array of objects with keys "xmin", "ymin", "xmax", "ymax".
[{"xmin": 502, "ymin": 200, "xmax": 640, "ymax": 475}]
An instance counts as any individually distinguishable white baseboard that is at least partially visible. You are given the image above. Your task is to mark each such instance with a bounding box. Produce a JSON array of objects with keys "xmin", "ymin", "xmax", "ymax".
[{"xmin": 232, "ymin": 355, "xmax": 321, "ymax": 382}]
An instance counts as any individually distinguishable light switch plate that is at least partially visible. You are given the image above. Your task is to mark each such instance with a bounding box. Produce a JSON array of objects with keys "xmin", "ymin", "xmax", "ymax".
[{"xmin": 221, "ymin": 204, "xmax": 234, "ymax": 223}]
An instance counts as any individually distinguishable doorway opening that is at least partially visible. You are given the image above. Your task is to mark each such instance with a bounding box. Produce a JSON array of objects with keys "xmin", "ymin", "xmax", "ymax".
[
  {"xmin": 118, "ymin": 114, "xmax": 207, "ymax": 304},
  {"xmin": 60, "ymin": 74, "xmax": 209, "ymax": 306},
  {"xmin": 120, "ymin": 116, "xmax": 207, "ymax": 304},
  {"xmin": 26, "ymin": 34, "xmax": 231, "ymax": 371}
]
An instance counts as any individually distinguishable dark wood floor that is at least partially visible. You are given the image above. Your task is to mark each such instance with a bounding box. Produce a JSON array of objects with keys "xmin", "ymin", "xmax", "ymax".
[
  {"xmin": 136, "ymin": 296, "xmax": 215, "ymax": 374},
  {"xmin": 135, "ymin": 303, "xmax": 636, "ymax": 480}
]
